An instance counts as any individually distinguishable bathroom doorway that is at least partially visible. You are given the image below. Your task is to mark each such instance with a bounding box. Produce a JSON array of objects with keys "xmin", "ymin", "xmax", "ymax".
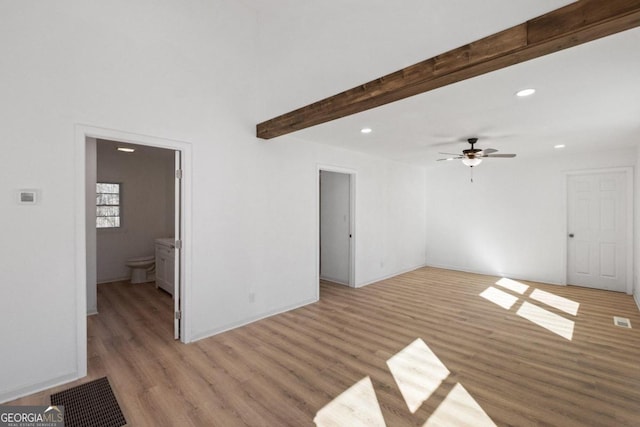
[{"xmin": 82, "ymin": 127, "xmax": 188, "ymax": 345}]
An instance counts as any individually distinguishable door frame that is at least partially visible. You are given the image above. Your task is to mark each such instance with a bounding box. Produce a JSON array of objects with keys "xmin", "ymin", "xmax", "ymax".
[
  {"xmin": 75, "ymin": 124, "xmax": 193, "ymax": 378},
  {"xmin": 317, "ymin": 165, "xmax": 356, "ymax": 296},
  {"xmin": 563, "ymin": 167, "xmax": 633, "ymax": 294}
]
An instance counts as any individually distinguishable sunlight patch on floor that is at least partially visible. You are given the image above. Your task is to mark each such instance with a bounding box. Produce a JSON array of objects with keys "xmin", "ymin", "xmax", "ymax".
[
  {"xmin": 517, "ymin": 301, "xmax": 575, "ymax": 340},
  {"xmin": 482, "ymin": 278, "xmax": 578, "ymax": 340},
  {"xmin": 495, "ymin": 277, "xmax": 529, "ymax": 295},
  {"xmin": 386, "ymin": 338, "xmax": 450, "ymax": 413},
  {"xmin": 422, "ymin": 383, "xmax": 497, "ymax": 427},
  {"xmin": 316, "ymin": 338, "xmax": 496, "ymax": 425},
  {"xmin": 530, "ymin": 289, "xmax": 580, "ymax": 316},
  {"xmin": 480, "ymin": 287, "xmax": 518, "ymax": 310},
  {"xmin": 314, "ymin": 376, "xmax": 386, "ymax": 427}
]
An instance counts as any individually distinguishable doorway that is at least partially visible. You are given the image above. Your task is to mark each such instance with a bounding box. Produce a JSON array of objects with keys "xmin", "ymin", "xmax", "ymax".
[
  {"xmin": 566, "ymin": 169, "xmax": 632, "ymax": 293},
  {"xmin": 319, "ymin": 169, "xmax": 355, "ymax": 288},
  {"xmin": 77, "ymin": 125, "xmax": 191, "ymax": 379},
  {"xmin": 92, "ymin": 140, "xmax": 181, "ymax": 339}
]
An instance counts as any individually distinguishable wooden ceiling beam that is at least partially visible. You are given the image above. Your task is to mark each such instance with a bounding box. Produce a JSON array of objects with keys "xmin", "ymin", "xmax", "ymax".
[{"xmin": 257, "ymin": 0, "xmax": 640, "ymax": 139}]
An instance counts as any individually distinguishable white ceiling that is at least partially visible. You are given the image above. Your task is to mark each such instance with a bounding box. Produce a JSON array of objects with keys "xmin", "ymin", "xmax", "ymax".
[{"xmin": 252, "ymin": 1, "xmax": 640, "ymax": 166}]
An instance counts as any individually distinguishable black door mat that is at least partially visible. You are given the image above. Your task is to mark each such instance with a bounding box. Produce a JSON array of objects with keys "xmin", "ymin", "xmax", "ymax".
[{"xmin": 50, "ymin": 377, "xmax": 126, "ymax": 427}]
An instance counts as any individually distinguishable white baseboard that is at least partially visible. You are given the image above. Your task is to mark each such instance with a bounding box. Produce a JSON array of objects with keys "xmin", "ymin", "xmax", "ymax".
[
  {"xmin": 190, "ymin": 264, "xmax": 427, "ymax": 342},
  {"xmin": 319, "ymin": 276, "xmax": 349, "ymax": 286},
  {"xmin": 425, "ymin": 262, "xmax": 562, "ymax": 286},
  {"xmin": 0, "ymin": 371, "xmax": 80, "ymax": 404},
  {"xmin": 97, "ymin": 277, "xmax": 130, "ymax": 284},
  {"xmin": 356, "ymin": 263, "xmax": 428, "ymax": 288},
  {"xmin": 189, "ymin": 297, "xmax": 318, "ymax": 343},
  {"xmin": 87, "ymin": 309, "xmax": 98, "ymax": 316}
]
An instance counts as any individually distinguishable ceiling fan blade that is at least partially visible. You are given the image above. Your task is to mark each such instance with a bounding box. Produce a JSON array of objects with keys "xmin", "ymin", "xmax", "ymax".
[
  {"xmin": 437, "ymin": 156, "xmax": 463, "ymax": 161},
  {"xmin": 482, "ymin": 148, "xmax": 498, "ymax": 154},
  {"xmin": 438, "ymin": 152, "xmax": 462, "ymax": 156},
  {"xmin": 485, "ymin": 153, "xmax": 516, "ymax": 158}
]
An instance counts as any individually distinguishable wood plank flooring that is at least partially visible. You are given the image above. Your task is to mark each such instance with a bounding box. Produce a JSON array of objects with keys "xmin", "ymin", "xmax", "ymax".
[{"xmin": 7, "ymin": 268, "xmax": 640, "ymax": 426}]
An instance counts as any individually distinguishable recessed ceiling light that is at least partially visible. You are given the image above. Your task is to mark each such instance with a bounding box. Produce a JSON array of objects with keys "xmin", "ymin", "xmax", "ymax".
[
  {"xmin": 554, "ymin": 144, "xmax": 566, "ymax": 149},
  {"xmin": 360, "ymin": 127, "xmax": 372, "ymax": 134},
  {"xmin": 516, "ymin": 88, "xmax": 536, "ymax": 97},
  {"xmin": 117, "ymin": 147, "xmax": 135, "ymax": 153}
]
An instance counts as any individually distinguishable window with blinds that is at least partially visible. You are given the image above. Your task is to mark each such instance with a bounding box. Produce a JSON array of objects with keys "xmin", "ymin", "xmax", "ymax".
[{"xmin": 96, "ymin": 183, "xmax": 121, "ymax": 228}]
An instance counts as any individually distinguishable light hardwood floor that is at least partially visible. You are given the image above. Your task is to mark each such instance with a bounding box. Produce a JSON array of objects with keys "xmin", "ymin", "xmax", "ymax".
[{"xmin": 7, "ymin": 268, "xmax": 640, "ymax": 426}]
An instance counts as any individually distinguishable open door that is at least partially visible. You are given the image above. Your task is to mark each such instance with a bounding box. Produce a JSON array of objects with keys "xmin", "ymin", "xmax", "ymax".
[
  {"xmin": 319, "ymin": 170, "xmax": 353, "ymax": 287},
  {"xmin": 174, "ymin": 150, "xmax": 182, "ymax": 339}
]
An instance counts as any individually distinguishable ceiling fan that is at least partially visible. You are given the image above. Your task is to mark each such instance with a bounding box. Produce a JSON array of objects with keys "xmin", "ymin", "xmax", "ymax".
[
  {"xmin": 437, "ymin": 137, "xmax": 516, "ymax": 166},
  {"xmin": 437, "ymin": 137, "xmax": 516, "ymax": 182}
]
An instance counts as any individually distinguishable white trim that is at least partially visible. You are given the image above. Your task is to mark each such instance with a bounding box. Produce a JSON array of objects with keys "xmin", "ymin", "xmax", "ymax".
[
  {"xmin": 563, "ymin": 167, "xmax": 634, "ymax": 294},
  {"xmin": 317, "ymin": 164, "xmax": 357, "ymax": 295},
  {"xmin": 190, "ymin": 297, "xmax": 318, "ymax": 342},
  {"xmin": 425, "ymin": 263, "xmax": 562, "ymax": 286},
  {"xmin": 174, "ymin": 150, "xmax": 182, "ymax": 340},
  {"xmin": 97, "ymin": 277, "xmax": 130, "ymax": 284},
  {"xmin": 0, "ymin": 372, "xmax": 78, "ymax": 404},
  {"xmin": 560, "ymin": 174, "xmax": 568, "ymax": 286},
  {"xmin": 634, "ymin": 292, "xmax": 640, "ymax": 312},
  {"xmin": 75, "ymin": 124, "xmax": 194, "ymax": 387},
  {"xmin": 349, "ymin": 172, "xmax": 356, "ymax": 287},
  {"xmin": 74, "ymin": 128, "xmax": 88, "ymax": 380},
  {"xmin": 319, "ymin": 276, "xmax": 350, "ymax": 286},
  {"xmin": 627, "ymin": 167, "xmax": 634, "ymax": 295},
  {"xmin": 357, "ymin": 264, "xmax": 428, "ymax": 288}
]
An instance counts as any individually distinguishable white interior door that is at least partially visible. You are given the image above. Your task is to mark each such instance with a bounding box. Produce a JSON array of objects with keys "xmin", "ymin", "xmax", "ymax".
[
  {"xmin": 567, "ymin": 172, "xmax": 628, "ymax": 292},
  {"xmin": 320, "ymin": 171, "xmax": 351, "ymax": 286},
  {"xmin": 174, "ymin": 150, "xmax": 182, "ymax": 339}
]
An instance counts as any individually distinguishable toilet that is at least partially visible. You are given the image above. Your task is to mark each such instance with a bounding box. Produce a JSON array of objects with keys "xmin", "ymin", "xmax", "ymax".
[{"xmin": 126, "ymin": 255, "xmax": 155, "ymax": 284}]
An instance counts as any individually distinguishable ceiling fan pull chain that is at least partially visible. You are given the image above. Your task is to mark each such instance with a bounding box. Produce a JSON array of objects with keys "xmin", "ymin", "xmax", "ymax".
[{"xmin": 470, "ymin": 166, "xmax": 474, "ymax": 183}]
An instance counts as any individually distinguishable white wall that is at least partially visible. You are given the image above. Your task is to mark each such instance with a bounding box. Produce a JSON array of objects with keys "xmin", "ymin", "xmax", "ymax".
[
  {"xmin": 188, "ymin": 140, "xmax": 428, "ymax": 340},
  {"xmin": 0, "ymin": 0, "xmax": 427, "ymax": 402},
  {"xmin": 96, "ymin": 139, "xmax": 174, "ymax": 283},
  {"xmin": 320, "ymin": 171, "xmax": 351, "ymax": 285},
  {"xmin": 426, "ymin": 147, "xmax": 636, "ymax": 285}
]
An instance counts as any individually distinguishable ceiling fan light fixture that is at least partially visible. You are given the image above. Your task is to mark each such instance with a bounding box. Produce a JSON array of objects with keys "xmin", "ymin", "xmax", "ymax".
[{"xmin": 462, "ymin": 157, "xmax": 482, "ymax": 167}]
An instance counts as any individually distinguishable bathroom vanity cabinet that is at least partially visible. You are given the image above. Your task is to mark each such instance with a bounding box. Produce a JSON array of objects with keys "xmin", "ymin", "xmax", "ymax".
[{"xmin": 155, "ymin": 238, "xmax": 175, "ymax": 297}]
